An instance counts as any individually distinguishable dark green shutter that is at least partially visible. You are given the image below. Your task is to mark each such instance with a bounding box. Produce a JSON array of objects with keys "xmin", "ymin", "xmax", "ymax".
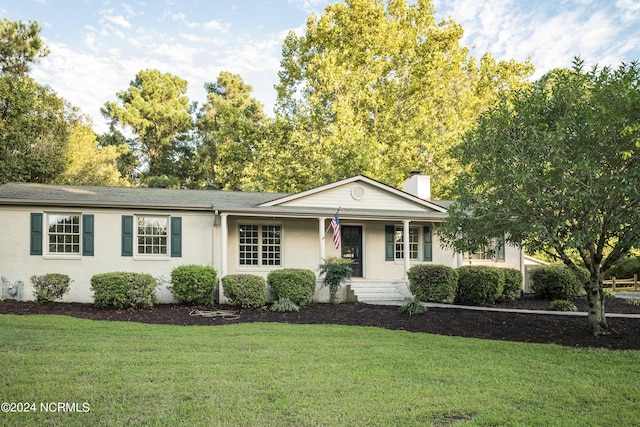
[
  {"xmin": 122, "ymin": 215, "xmax": 133, "ymax": 256},
  {"xmin": 82, "ymin": 214, "xmax": 94, "ymax": 256},
  {"xmin": 30, "ymin": 213, "xmax": 43, "ymax": 255},
  {"xmin": 170, "ymin": 216, "xmax": 182, "ymax": 257},
  {"xmin": 385, "ymin": 225, "xmax": 394, "ymax": 261},
  {"xmin": 423, "ymin": 226, "xmax": 432, "ymax": 262}
]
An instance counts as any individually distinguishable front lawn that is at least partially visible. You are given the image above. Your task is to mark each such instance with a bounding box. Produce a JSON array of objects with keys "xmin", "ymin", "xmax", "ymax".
[{"xmin": 1, "ymin": 315, "xmax": 638, "ymax": 426}]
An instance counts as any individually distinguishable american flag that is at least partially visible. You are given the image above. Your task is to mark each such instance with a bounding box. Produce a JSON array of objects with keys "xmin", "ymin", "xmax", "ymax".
[{"xmin": 330, "ymin": 210, "xmax": 341, "ymax": 250}]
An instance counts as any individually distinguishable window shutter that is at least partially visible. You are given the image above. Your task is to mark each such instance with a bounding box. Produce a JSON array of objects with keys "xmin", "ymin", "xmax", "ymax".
[
  {"xmin": 30, "ymin": 213, "xmax": 43, "ymax": 255},
  {"xmin": 82, "ymin": 214, "xmax": 94, "ymax": 256},
  {"xmin": 423, "ymin": 226, "xmax": 432, "ymax": 262},
  {"xmin": 170, "ymin": 216, "xmax": 182, "ymax": 257},
  {"xmin": 385, "ymin": 225, "xmax": 394, "ymax": 261},
  {"xmin": 122, "ymin": 215, "xmax": 133, "ymax": 256}
]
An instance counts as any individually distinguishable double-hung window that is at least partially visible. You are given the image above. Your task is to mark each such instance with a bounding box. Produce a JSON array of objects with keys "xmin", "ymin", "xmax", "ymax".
[
  {"xmin": 48, "ymin": 214, "xmax": 81, "ymax": 254},
  {"xmin": 385, "ymin": 225, "xmax": 432, "ymax": 262},
  {"xmin": 121, "ymin": 215, "xmax": 181, "ymax": 258},
  {"xmin": 137, "ymin": 216, "xmax": 168, "ymax": 255},
  {"xmin": 239, "ymin": 224, "xmax": 281, "ymax": 266},
  {"xmin": 464, "ymin": 236, "xmax": 506, "ymax": 262},
  {"xmin": 30, "ymin": 212, "xmax": 94, "ymax": 257},
  {"xmin": 394, "ymin": 226, "xmax": 420, "ymax": 260}
]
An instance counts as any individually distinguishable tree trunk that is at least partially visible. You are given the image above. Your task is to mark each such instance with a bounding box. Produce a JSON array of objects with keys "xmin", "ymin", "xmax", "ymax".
[{"xmin": 585, "ymin": 276, "xmax": 608, "ymax": 335}]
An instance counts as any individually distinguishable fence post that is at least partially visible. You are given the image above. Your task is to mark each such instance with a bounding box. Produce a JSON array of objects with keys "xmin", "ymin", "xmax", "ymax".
[
  {"xmin": 635, "ymin": 274, "xmax": 638, "ymax": 291},
  {"xmin": 612, "ymin": 277, "xmax": 616, "ymax": 291}
]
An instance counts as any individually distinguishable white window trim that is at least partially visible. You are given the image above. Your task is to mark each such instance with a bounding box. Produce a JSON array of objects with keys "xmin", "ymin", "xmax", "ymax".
[
  {"xmin": 393, "ymin": 225, "xmax": 421, "ymax": 262},
  {"xmin": 133, "ymin": 215, "xmax": 170, "ymax": 260},
  {"xmin": 236, "ymin": 222, "xmax": 283, "ymax": 270},
  {"xmin": 44, "ymin": 212, "xmax": 82, "ymax": 259}
]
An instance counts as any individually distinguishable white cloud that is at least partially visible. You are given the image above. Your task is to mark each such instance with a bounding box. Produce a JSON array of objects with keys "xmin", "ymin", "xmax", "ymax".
[{"xmin": 100, "ymin": 11, "xmax": 132, "ymax": 29}]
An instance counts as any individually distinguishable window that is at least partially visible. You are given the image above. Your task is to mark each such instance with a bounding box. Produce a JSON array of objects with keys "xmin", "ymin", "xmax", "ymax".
[
  {"xmin": 464, "ymin": 236, "xmax": 506, "ymax": 262},
  {"xmin": 385, "ymin": 225, "xmax": 432, "ymax": 262},
  {"xmin": 394, "ymin": 226, "xmax": 419, "ymax": 260},
  {"xmin": 239, "ymin": 224, "xmax": 281, "ymax": 266},
  {"xmin": 48, "ymin": 214, "xmax": 80, "ymax": 254},
  {"xmin": 136, "ymin": 216, "xmax": 168, "ymax": 255}
]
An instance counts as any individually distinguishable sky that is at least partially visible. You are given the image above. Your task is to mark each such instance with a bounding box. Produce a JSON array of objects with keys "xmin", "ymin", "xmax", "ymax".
[{"xmin": 3, "ymin": 0, "xmax": 640, "ymax": 134}]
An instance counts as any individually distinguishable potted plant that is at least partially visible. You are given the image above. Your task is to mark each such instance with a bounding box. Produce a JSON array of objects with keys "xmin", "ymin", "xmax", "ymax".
[{"xmin": 318, "ymin": 257, "xmax": 352, "ymax": 304}]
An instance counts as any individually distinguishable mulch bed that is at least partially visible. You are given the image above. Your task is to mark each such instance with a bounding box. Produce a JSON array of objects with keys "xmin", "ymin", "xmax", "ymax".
[{"xmin": 1, "ymin": 296, "xmax": 639, "ymax": 350}]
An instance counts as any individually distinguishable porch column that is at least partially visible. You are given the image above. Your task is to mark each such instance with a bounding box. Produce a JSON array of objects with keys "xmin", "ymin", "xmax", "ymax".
[
  {"xmin": 319, "ymin": 217, "xmax": 327, "ymax": 262},
  {"xmin": 403, "ymin": 220, "xmax": 411, "ymax": 278},
  {"xmin": 456, "ymin": 252, "xmax": 463, "ymax": 268},
  {"xmin": 220, "ymin": 213, "xmax": 228, "ymax": 278}
]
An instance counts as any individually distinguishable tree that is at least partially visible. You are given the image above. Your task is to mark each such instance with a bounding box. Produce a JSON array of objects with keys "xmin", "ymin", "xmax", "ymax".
[
  {"xmin": 195, "ymin": 72, "xmax": 267, "ymax": 190},
  {"xmin": 0, "ymin": 75, "xmax": 70, "ymax": 184},
  {"xmin": 0, "ymin": 19, "xmax": 49, "ymax": 75},
  {"xmin": 96, "ymin": 125, "xmax": 140, "ymax": 184},
  {"xmin": 439, "ymin": 59, "xmax": 640, "ymax": 335},
  {"xmin": 102, "ymin": 69, "xmax": 193, "ymax": 181},
  {"xmin": 56, "ymin": 115, "xmax": 126, "ymax": 186},
  {"xmin": 268, "ymin": 0, "xmax": 532, "ymax": 195}
]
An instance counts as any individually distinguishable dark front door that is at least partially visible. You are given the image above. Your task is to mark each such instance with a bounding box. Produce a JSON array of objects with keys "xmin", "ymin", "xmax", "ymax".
[{"xmin": 341, "ymin": 225, "xmax": 362, "ymax": 277}]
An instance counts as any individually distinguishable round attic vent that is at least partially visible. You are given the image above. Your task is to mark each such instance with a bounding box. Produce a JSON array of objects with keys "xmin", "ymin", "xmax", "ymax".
[{"xmin": 351, "ymin": 186, "xmax": 365, "ymax": 201}]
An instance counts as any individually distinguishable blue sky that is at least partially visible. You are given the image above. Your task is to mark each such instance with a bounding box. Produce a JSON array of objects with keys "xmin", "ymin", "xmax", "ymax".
[{"xmin": 3, "ymin": 0, "xmax": 640, "ymax": 133}]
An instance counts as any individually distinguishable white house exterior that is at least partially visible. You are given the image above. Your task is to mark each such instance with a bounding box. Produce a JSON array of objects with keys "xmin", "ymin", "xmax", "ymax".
[{"xmin": 0, "ymin": 175, "xmax": 526, "ymax": 304}]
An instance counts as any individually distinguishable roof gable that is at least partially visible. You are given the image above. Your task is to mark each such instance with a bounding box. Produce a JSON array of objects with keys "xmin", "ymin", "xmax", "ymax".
[{"xmin": 260, "ymin": 175, "xmax": 447, "ymax": 213}]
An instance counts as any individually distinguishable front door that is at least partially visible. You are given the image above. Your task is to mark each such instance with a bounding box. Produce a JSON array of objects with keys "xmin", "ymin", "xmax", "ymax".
[{"xmin": 341, "ymin": 225, "xmax": 362, "ymax": 277}]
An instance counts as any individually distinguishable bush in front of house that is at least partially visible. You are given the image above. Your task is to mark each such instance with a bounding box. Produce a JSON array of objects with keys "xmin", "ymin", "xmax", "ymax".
[
  {"xmin": 408, "ymin": 264, "xmax": 458, "ymax": 304},
  {"xmin": 455, "ymin": 266, "xmax": 505, "ymax": 306},
  {"xmin": 221, "ymin": 274, "xmax": 267, "ymax": 309},
  {"xmin": 270, "ymin": 297, "xmax": 300, "ymax": 312},
  {"xmin": 399, "ymin": 298, "xmax": 426, "ymax": 316},
  {"xmin": 170, "ymin": 264, "xmax": 218, "ymax": 305},
  {"xmin": 499, "ymin": 268, "xmax": 523, "ymax": 303},
  {"xmin": 91, "ymin": 272, "xmax": 157, "ymax": 309},
  {"xmin": 550, "ymin": 299, "xmax": 577, "ymax": 312},
  {"xmin": 529, "ymin": 264, "xmax": 583, "ymax": 300},
  {"xmin": 267, "ymin": 269, "xmax": 316, "ymax": 306},
  {"xmin": 31, "ymin": 273, "xmax": 71, "ymax": 303}
]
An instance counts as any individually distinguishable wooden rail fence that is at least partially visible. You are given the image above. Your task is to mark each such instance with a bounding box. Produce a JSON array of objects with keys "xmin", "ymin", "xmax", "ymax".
[{"xmin": 602, "ymin": 274, "xmax": 638, "ymax": 291}]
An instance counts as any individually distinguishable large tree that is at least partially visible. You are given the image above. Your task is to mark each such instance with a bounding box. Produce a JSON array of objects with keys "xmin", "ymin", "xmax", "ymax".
[
  {"xmin": 102, "ymin": 69, "xmax": 193, "ymax": 181},
  {"xmin": 0, "ymin": 19, "xmax": 49, "ymax": 75},
  {"xmin": 267, "ymin": 0, "xmax": 532, "ymax": 194},
  {"xmin": 439, "ymin": 59, "xmax": 640, "ymax": 335},
  {"xmin": 195, "ymin": 72, "xmax": 267, "ymax": 190}
]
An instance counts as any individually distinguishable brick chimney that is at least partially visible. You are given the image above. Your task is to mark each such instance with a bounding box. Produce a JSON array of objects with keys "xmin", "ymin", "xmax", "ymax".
[{"xmin": 403, "ymin": 171, "xmax": 431, "ymax": 200}]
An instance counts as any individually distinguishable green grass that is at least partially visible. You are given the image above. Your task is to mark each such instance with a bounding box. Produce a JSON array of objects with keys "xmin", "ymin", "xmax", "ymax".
[{"xmin": 1, "ymin": 315, "xmax": 639, "ymax": 426}]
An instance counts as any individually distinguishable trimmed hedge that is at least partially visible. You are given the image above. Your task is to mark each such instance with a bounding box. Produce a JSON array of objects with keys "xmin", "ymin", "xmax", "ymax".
[
  {"xmin": 499, "ymin": 268, "xmax": 523, "ymax": 303},
  {"xmin": 91, "ymin": 272, "xmax": 157, "ymax": 309},
  {"xmin": 456, "ymin": 266, "xmax": 505, "ymax": 306},
  {"xmin": 408, "ymin": 264, "xmax": 458, "ymax": 304},
  {"xmin": 31, "ymin": 273, "xmax": 71, "ymax": 303},
  {"xmin": 267, "ymin": 269, "xmax": 316, "ymax": 306},
  {"xmin": 170, "ymin": 264, "xmax": 218, "ymax": 305},
  {"xmin": 529, "ymin": 264, "xmax": 582, "ymax": 300},
  {"xmin": 222, "ymin": 274, "xmax": 267, "ymax": 309}
]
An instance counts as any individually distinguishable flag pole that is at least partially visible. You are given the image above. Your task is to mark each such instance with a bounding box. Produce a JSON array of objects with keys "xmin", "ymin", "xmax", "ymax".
[{"xmin": 323, "ymin": 207, "xmax": 341, "ymax": 237}]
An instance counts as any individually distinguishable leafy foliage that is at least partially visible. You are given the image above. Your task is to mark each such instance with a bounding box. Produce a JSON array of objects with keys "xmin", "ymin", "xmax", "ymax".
[
  {"xmin": 625, "ymin": 298, "xmax": 640, "ymax": 307},
  {"xmin": 221, "ymin": 274, "xmax": 267, "ymax": 309},
  {"xmin": 265, "ymin": 0, "xmax": 532, "ymax": 194},
  {"xmin": 604, "ymin": 256, "xmax": 640, "ymax": 280},
  {"xmin": 529, "ymin": 265, "xmax": 583, "ymax": 300},
  {"xmin": 407, "ymin": 264, "xmax": 458, "ymax": 303},
  {"xmin": 90, "ymin": 272, "xmax": 158, "ymax": 309},
  {"xmin": 440, "ymin": 59, "xmax": 640, "ymax": 334},
  {"xmin": 0, "ymin": 19, "xmax": 48, "ymax": 75},
  {"xmin": 267, "ymin": 269, "xmax": 316, "ymax": 306},
  {"xmin": 318, "ymin": 257, "xmax": 352, "ymax": 304},
  {"xmin": 170, "ymin": 265, "xmax": 218, "ymax": 305},
  {"xmin": 499, "ymin": 268, "xmax": 523, "ymax": 303},
  {"xmin": 270, "ymin": 297, "xmax": 300, "ymax": 312},
  {"xmin": 456, "ymin": 266, "xmax": 505, "ymax": 306},
  {"xmin": 550, "ymin": 300, "xmax": 578, "ymax": 312},
  {"xmin": 399, "ymin": 298, "xmax": 426, "ymax": 316},
  {"xmin": 30, "ymin": 273, "xmax": 71, "ymax": 303}
]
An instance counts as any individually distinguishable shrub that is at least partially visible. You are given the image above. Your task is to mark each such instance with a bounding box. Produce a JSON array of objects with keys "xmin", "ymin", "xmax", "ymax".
[
  {"xmin": 318, "ymin": 257, "xmax": 352, "ymax": 304},
  {"xmin": 604, "ymin": 256, "xmax": 640, "ymax": 279},
  {"xmin": 267, "ymin": 269, "xmax": 316, "ymax": 306},
  {"xmin": 31, "ymin": 273, "xmax": 71, "ymax": 303},
  {"xmin": 270, "ymin": 297, "xmax": 300, "ymax": 312},
  {"xmin": 626, "ymin": 298, "xmax": 640, "ymax": 307},
  {"xmin": 91, "ymin": 272, "xmax": 157, "ymax": 309},
  {"xmin": 529, "ymin": 265, "xmax": 583, "ymax": 300},
  {"xmin": 399, "ymin": 298, "xmax": 426, "ymax": 316},
  {"xmin": 456, "ymin": 266, "xmax": 505, "ymax": 306},
  {"xmin": 408, "ymin": 264, "xmax": 458, "ymax": 303},
  {"xmin": 170, "ymin": 265, "xmax": 218, "ymax": 305},
  {"xmin": 499, "ymin": 268, "xmax": 523, "ymax": 303},
  {"xmin": 550, "ymin": 299, "xmax": 577, "ymax": 312},
  {"xmin": 221, "ymin": 274, "xmax": 267, "ymax": 309}
]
